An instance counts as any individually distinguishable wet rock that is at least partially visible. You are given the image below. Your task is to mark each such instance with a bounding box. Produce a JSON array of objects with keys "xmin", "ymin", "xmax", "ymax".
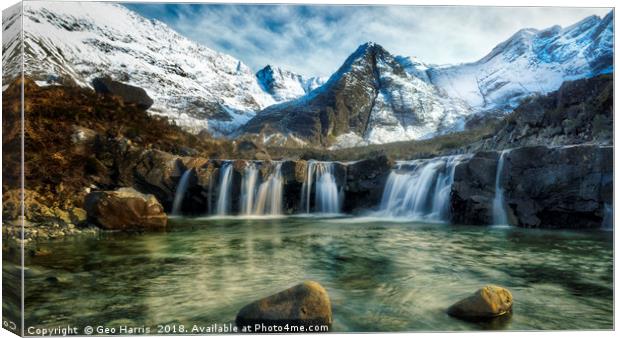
[
  {"xmin": 343, "ymin": 155, "xmax": 393, "ymax": 213},
  {"xmin": 128, "ymin": 149, "xmax": 179, "ymax": 209},
  {"xmin": 451, "ymin": 151, "xmax": 499, "ymax": 225},
  {"xmin": 84, "ymin": 187, "xmax": 167, "ymax": 230},
  {"xmin": 502, "ymin": 145, "xmax": 612, "ymax": 228},
  {"xmin": 235, "ymin": 281, "xmax": 332, "ymax": 329},
  {"xmin": 447, "ymin": 285, "xmax": 513, "ymax": 320},
  {"xmin": 92, "ymin": 77, "xmax": 154, "ymax": 109},
  {"xmin": 294, "ymin": 160, "xmax": 308, "ymax": 182}
]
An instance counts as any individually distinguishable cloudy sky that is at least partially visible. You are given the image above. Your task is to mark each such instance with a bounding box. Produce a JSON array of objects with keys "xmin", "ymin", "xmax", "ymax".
[{"xmin": 124, "ymin": 4, "xmax": 612, "ymax": 77}]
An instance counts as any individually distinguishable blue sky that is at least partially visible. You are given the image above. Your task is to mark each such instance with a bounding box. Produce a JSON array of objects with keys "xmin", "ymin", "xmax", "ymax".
[{"xmin": 124, "ymin": 4, "xmax": 611, "ymax": 77}]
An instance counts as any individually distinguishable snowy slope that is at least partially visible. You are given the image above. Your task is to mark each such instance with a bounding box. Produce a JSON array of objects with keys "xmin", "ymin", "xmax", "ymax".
[
  {"xmin": 355, "ymin": 44, "xmax": 471, "ymax": 145},
  {"xmin": 4, "ymin": 2, "xmax": 613, "ymax": 147},
  {"xmin": 256, "ymin": 65, "xmax": 325, "ymax": 102},
  {"xmin": 243, "ymin": 42, "xmax": 472, "ymax": 147},
  {"xmin": 245, "ymin": 12, "xmax": 613, "ymax": 147},
  {"xmin": 429, "ymin": 11, "xmax": 614, "ymax": 111},
  {"xmin": 2, "ymin": 3, "xmax": 22, "ymax": 90},
  {"xmin": 7, "ymin": 2, "xmax": 310, "ymax": 136}
]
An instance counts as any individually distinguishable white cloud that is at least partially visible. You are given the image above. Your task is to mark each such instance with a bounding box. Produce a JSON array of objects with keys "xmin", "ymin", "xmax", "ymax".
[{"xmin": 127, "ymin": 4, "xmax": 612, "ymax": 77}]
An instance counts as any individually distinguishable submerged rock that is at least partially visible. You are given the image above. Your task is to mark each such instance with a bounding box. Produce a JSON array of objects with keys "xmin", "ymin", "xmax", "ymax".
[
  {"xmin": 84, "ymin": 187, "xmax": 167, "ymax": 230},
  {"xmin": 235, "ymin": 281, "xmax": 332, "ymax": 329},
  {"xmin": 447, "ymin": 285, "xmax": 513, "ymax": 320}
]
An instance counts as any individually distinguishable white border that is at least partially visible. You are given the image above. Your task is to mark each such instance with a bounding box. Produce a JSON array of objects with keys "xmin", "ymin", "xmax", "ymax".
[{"xmin": 0, "ymin": 1, "xmax": 617, "ymax": 338}]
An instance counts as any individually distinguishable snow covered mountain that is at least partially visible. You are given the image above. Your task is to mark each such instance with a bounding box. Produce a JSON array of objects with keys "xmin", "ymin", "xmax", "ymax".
[
  {"xmin": 256, "ymin": 65, "xmax": 325, "ymax": 103},
  {"xmin": 3, "ymin": 2, "xmax": 314, "ymax": 136},
  {"xmin": 244, "ymin": 11, "xmax": 613, "ymax": 147},
  {"xmin": 3, "ymin": 2, "xmax": 613, "ymax": 147},
  {"xmin": 429, "ymin": 11, "xmax": 614, "ymax": 111},
  {"xmin": 242, "ymin": 42, "xmax": 471, "ymax": 147}
]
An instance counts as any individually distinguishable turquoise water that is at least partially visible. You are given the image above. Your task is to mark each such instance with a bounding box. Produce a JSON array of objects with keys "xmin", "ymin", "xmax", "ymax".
[{"xmin": 22, "ymin": 217, "xmax": 613, "ymax": 332}]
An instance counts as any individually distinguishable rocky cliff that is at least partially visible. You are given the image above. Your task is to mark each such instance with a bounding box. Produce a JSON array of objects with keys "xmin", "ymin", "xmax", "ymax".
[
  {"xmin": 452, "ymin": 145, "xmax": 612, "ymax": 228},
  {"xmin": 465, "ymin": 74, "xmax": 613, "ymax": 152}
]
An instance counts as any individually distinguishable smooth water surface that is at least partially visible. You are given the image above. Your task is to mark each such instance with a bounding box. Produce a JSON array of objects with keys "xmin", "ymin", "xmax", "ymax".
[{"xmin": 23, "ymin": 217, "xmax": 613, "ymax": 332}]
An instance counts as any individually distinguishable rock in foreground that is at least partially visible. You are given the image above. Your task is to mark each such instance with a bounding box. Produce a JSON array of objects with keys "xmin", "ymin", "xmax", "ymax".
[
  {"xmin": 84, "ymin": 187, "xmax": 167, "ymax": 230},
  {"xmin": 447, "ymin": 285, "xmax": 513, "ymax": 320},
  {"xmin": 235, "ymin": 281, "xmax": 332, "ymax": 330}
]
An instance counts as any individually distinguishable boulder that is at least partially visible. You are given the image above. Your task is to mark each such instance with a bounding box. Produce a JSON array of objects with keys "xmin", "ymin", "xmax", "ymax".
[
  {"xmin": 235, "ymin": 281, "xmax": 332, "ymax": 329},
  {"xmin": 92, "ymin": 77, "xmax": 154, "ymax": 109},
  {"xmin": 447, "ymin": 285, "xmax": 513, "ymax": 320},
  {"xmin": 84, "ymin": 187, "xmax": 167, "ymax": 230}
]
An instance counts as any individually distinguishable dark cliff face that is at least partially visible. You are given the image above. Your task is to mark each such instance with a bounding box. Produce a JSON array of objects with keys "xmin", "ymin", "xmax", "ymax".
[
  {"xmin": 242, "ymin": 43, "xmax": 408, "ymax": 146},
  {"xmin": 451, "ymin": 145, "xmax": 612, "ymax": 228}
]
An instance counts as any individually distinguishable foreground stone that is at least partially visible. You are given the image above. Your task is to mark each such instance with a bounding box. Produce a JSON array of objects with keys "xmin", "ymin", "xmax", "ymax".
[
  {"xmin": 235, "ymin": 281, "xmax": 332, "ymax": 330},
  {"xmin": 447, "ymin": 285, "xmax": 513, "ymax": 320},
  {"xmin": 84, "ymin": 187, "xmax": 167, "ymax": 230}
]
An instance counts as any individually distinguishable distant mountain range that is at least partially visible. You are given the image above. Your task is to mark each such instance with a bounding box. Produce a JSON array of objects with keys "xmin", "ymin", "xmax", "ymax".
[{"xmin": 3, "ymin": 2, "xmax": 613, "ymax": 147}]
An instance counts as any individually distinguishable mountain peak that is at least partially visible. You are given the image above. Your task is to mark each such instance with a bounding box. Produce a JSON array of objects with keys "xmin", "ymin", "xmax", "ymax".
[
  {"xmin": 355, "ymin": 41, "xmax": 387, "ymax": 55},
  {"xmin": 256, "ymin": 64, "xmax": 324, "ymax": 103}
]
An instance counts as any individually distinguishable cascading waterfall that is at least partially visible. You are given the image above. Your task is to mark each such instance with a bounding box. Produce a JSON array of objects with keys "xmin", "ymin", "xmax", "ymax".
[
  {"xmin": 215, "ymin": 162, "xmax": 233, "ymax": 215},
  {"xmin": 301, "ymin": 161, "xmax": 342, "ymax": 214},
  {"xmin": 240, "ymin": 162, "xmax": 259, "ymax": 215},
  {"xmin": 492, "ymin": 150, "xmax": 510, "ymax": 225},
  {"xmin": 252, "ymin": 162, "xmax": 283, "ymax": 215},
  {"xmin": 171, "ymin": 169, "xmax": 192, "ymax": 215},
  {"xmin": 377, "ymin": 155, "xmax": 469, "ymax": 221}
]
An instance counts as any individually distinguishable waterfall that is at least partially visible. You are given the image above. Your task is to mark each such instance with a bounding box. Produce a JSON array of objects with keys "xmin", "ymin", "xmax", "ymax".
[
  {"xmin": 215, "ymin": 162, "xmax": 233, "ymax": 215},
  {"xmin": 253, "ymin": 162, "xmax": 283, "ymax": 215},
  {"xmin": 301, "ymin": 162, "xmax": 315, "ymax": 213},
  {"xmin": 240, "ymin": 162, "xmax": 259, "ymax": 215},
  {"xmin": 377, "ymin": 155, "xmax": 469, "ymax": 221},
  {"xmin": 602, "ymin": 203, "xmax": 613, "ymax": 230},
  {"xmin": 492, "ymin": 150, "xmax": 510, "ymax": 225},
  {"xmin": 171, "ymin": 169, "xmax": 192, "ymax": 215},
  {"xmin": 300, "ymin": 161, "xmax": 342, "ymax": 214}
]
